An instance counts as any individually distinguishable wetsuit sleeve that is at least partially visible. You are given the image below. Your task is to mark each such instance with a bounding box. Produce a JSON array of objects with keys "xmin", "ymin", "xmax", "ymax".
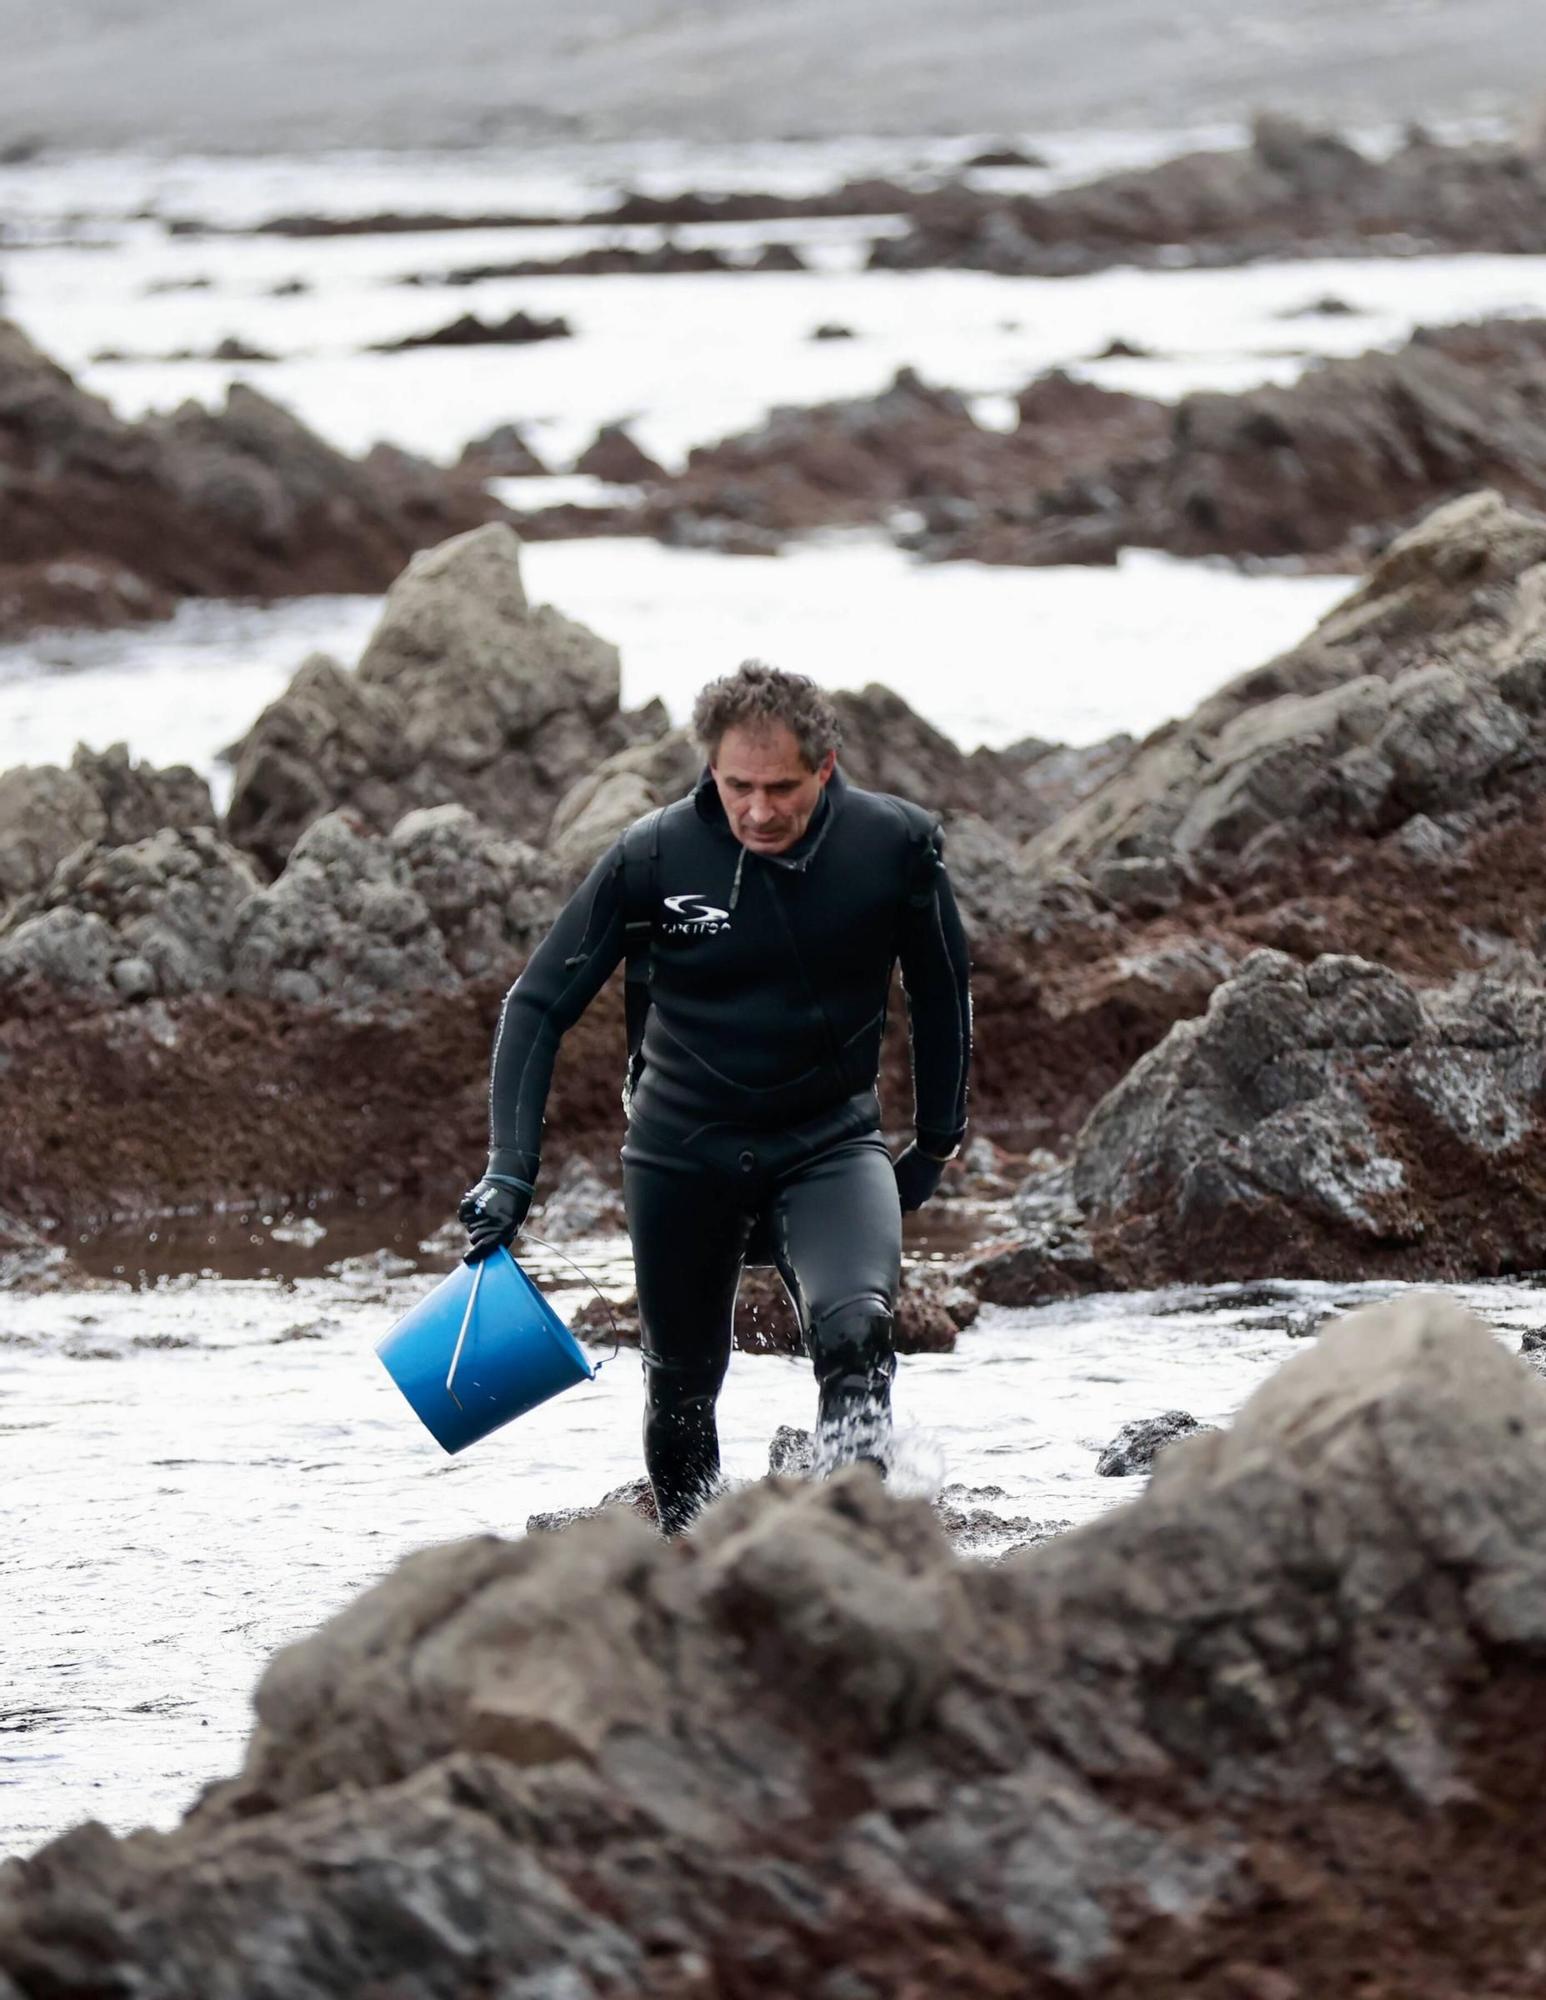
[
  {"xmin": 897, "ymin": 828, "xmax": 971, "ymax": 1155},
  {"xmin": 485, "ymin": 840, "xmax": 627, "ymax": 1185}
]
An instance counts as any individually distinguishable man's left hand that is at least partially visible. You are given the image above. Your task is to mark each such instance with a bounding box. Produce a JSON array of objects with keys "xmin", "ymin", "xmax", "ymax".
[
  {"xmin": 893, "ymin": 1143, "xmax": 950, "ymax": 1213},
  {"xmin": 458, "ymin": 1175, "xmax": 533, "ymax": 1262}
]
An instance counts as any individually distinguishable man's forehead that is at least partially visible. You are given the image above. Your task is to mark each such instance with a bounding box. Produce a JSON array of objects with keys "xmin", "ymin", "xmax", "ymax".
[{"xmin": 713, "ymin": 723, "xmax": 811, "ymax": 779}]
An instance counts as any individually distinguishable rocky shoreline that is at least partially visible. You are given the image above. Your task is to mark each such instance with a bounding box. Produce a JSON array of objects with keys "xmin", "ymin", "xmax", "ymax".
[
  {"xmin": 10, "ymin": 489, "xmax": 1546, "ymax": 1309},
  {"xmin": 9, "ymin": 1293, "xmax": 1546, "ymax": 1994}
]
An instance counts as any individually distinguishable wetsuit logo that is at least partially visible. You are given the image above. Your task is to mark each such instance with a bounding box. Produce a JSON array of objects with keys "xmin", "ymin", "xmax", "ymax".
[{"xmin": 662, "ymin": 892, "xmax": 731, "ymax": 936}]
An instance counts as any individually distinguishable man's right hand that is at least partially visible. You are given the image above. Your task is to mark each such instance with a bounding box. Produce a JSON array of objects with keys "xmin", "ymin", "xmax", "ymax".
[{"xmin": 457, "ymin": 1174, "xmax": 534, "ymax": 1262}]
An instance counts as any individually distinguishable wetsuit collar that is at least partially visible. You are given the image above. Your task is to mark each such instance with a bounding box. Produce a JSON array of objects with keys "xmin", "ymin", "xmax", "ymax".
[{"xmin": 692, "ymin": 763, "xmax": 847, "ymax": 872}]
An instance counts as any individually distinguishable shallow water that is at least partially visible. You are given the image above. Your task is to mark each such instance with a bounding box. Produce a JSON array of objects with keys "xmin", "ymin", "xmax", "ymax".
[{"xmin": 6, "ymin": 1256, "xmax": 1545, "ymax": 1858}]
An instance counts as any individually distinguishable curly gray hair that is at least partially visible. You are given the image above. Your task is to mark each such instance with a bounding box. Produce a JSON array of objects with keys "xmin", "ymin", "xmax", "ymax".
[{"xmin": 691, "ymin": 660, "xmax": 842, "ymax": 769}]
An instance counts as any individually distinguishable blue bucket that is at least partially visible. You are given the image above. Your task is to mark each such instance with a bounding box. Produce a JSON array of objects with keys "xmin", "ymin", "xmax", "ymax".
[{"xmin": 375, "ymin": 1247, "xmax": 595, "ymax": 1454}]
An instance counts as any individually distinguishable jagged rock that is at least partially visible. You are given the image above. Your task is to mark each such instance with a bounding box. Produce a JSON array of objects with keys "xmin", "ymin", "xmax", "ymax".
[
  {"xmin": 225, "ymin": 524, "xmax": 635, "ymax": 867},
  {"xmin": 224, "ymin": 804, "xmax": 557, "ymax": 1016},
  {"xmin": 389, "ymin": 805, "xmax": 561, "ymax": 977},
  {"xmin": 565, "ymin": 311, "xmax": 1546, "ymax": 574},
  {"xmin": 374, "ymin": 308, "xmax": 571, "ymax": 351},
  {"xmin": 16, "ymin": 1300, "xmax": 1546, "ymax": 1992},
  {"xmin": 1095, "ymin": 1410, "xmax": 1215, "ymax": 1476},
  {"xmin": 456, "ymin": 422, "xmax": 548, "ymax": 478},
  {"xmin": 1, "ymin": 826, "xmax": 260, "ymax": 997},
  {"xmin": 1073, "ymin": 949, "xmax": 1546, "ymax": 1284},
  {"xmin": 0, "ymin": 743, "xmax": 212, "ymax": 909},
  {"xmin": 573, "ymin": 423, "xmax": 665, "ymax": 485},
  {"xmin": 229, "ymin": 810, "xmax": 456, "ymax": 1013},
  {"xmin": 546, "ymin": 727, "xmax": 701, "ymax": 876},
  {"xmin": 1030, "ymin": 491, "xmax": 1546, "ymax": 885}
]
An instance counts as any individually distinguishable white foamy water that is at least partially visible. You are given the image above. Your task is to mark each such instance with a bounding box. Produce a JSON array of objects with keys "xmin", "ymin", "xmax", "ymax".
[
  {"xmin": 5, "ymin": 1257, "xmax": 1543, "ymax": 1858},
  {"xmin": 0, "ymin": 544, "xmax": 1351, "ymax": 794}
]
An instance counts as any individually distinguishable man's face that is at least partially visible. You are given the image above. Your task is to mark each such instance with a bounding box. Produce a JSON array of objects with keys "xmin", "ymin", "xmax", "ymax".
[{"xmin": 711, "ymin": 722, "xmax": 836, "ymax": 855}]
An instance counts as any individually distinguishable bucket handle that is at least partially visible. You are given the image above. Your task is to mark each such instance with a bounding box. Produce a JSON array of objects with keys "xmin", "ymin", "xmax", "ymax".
[
  {"xmin": 446, "ymin": 1240, "xmax": 622, "ymax": 1409},
  {"xmin": 445, "ymin": 1251, "xmax": 488, "ymax": 1410},
  {"xmin": 522, "ymin": 1232, "xmax": 624, "ymax": 1372}
]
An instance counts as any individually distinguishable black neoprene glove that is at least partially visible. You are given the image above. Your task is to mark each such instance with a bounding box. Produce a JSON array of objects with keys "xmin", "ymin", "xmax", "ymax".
[
  {"xmin": 458, "ymin": 1173, "xmax": 534, "ymax": 1263},
  {"xmin": 893, "ymin": 1143, "xmax": 952, "ymax": 1214}
]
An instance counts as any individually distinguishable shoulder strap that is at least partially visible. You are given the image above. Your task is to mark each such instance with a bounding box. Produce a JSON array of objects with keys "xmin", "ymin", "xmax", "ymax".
[
  {"xmin": 620, "ymin": 807, "xmax": 665, "ymax": 1102},
  {"xmin": 890, "ymin": 796, "xmax": 944, "ymax": 909}
]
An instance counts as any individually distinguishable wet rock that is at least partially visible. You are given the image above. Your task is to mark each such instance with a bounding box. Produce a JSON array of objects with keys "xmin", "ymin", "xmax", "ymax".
[
  {"xmin": 1074, "ymin": 949, "xmax": 1546, "ymax": 1285},
  {"xmin": 0, "ymin": 743, "xmax": 213, "ymax": 909},
  {"xmin": 456, "ymin": 422, "xmax": 548, "ymax": 478},
  {"xmin": 964, "ymin": 1230, "xmax": 1109, "ymax": 1307},
  {"xmin": 419, "ymin": 241, "xmax": 735, "ymax": 283},
  {"xmin": 1030, "ymin": 491, "xmax": 1546, "ymax": 887},
  {"xmin": 527, "ymin": 1475, "xmax": 657, "ymax": 1535},
  {"xmin": 17, "ymin": 1299, "xmax": 1546, "ymax": 1993},
  {"xmin": 225, "ymin": 523, "xmax": 633, "ymax": 867},
  {"xmin": 373, "ymin": 308, "xmax": 571, "ymax": 351},
  {"xmin": 829, "ymin": 683, "xmax": 1130, "ymax": 849},
  {"xmin": 573, "ymin": 423, "xmax": 665, "ymax": 485},
  {"xmin": 924, "ymin": 318, "xmax": 1546, "ymax": 568},
  {"xmin": 578, "ymin": 310, "xmax": 1546, "ymax": 575},
  {"xmin": 0, "ymin": 317, "xmax": 500, "ymax": 637},
  {"xmin": 750, "ymin": 242, "xmax": 807, "ymax": 271},
  {"xmin": 965, "ymin": 144, "xmax": 1047, "ymax": 170},
  {"xmin": 1095, "ymin": 1410, "xmax": 1215, "ymax": 1476},
  {"xmin": 570, "ymin": 1263, "xmax": 972, "ymax": 1358},
  {"xmin": 874, "ymin": 121, "xmax": 1546, "ymax": 277}
]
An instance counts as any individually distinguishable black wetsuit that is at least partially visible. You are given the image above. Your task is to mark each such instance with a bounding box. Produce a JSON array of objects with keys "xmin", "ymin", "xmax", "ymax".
[{"xmin": 485, "ymin": 765, "xmax": 971, "ymax": 1529}]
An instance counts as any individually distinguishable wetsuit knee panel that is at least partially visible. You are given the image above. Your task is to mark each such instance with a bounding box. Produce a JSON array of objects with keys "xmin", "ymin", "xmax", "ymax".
[{"xmin": 808, "ymin": 1292, "xmax": 896, "ymax": 1384}]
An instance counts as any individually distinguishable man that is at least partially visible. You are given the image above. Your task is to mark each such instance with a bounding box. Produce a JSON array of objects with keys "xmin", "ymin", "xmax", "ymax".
[{"xmin": 460, "ymin": 661, "xmax": 971, "ymax": 1533}]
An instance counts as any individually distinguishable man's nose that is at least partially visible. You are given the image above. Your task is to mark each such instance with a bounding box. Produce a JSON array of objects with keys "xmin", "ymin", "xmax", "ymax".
[{"xmin": 746, "ymin": 796, "xmax": 777, "ymax": 823}]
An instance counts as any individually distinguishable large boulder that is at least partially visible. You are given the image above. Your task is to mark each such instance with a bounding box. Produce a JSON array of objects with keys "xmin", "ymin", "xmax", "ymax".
[
  {"xmin": 0, "ymin": 743, "xmax": 213, "ymax": 910},
  {"xmin": 10, "ymin": 1299, "xmax": 1546, "ymax": 1992},
  {"xmin": 1071, "ymin": 948, "xmax": 1546, "ymax": 1284},
  {"xmin": 225, "ymin": 525, "xmax": 643, "ymax": 868},
  {"xmin": 1028, "ymin": 491, "xmax": 1546, "ymax": 884}
]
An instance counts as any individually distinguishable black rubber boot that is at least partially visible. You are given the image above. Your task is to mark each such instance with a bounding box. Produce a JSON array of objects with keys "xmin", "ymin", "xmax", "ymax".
[
  {"xmin": 643, "ymin": 1361, "xmax": 725, "ymax": 1535},
  {"xmin": 809, "ymin": 1297, "xmax": 897, "ymax": 1477}
]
